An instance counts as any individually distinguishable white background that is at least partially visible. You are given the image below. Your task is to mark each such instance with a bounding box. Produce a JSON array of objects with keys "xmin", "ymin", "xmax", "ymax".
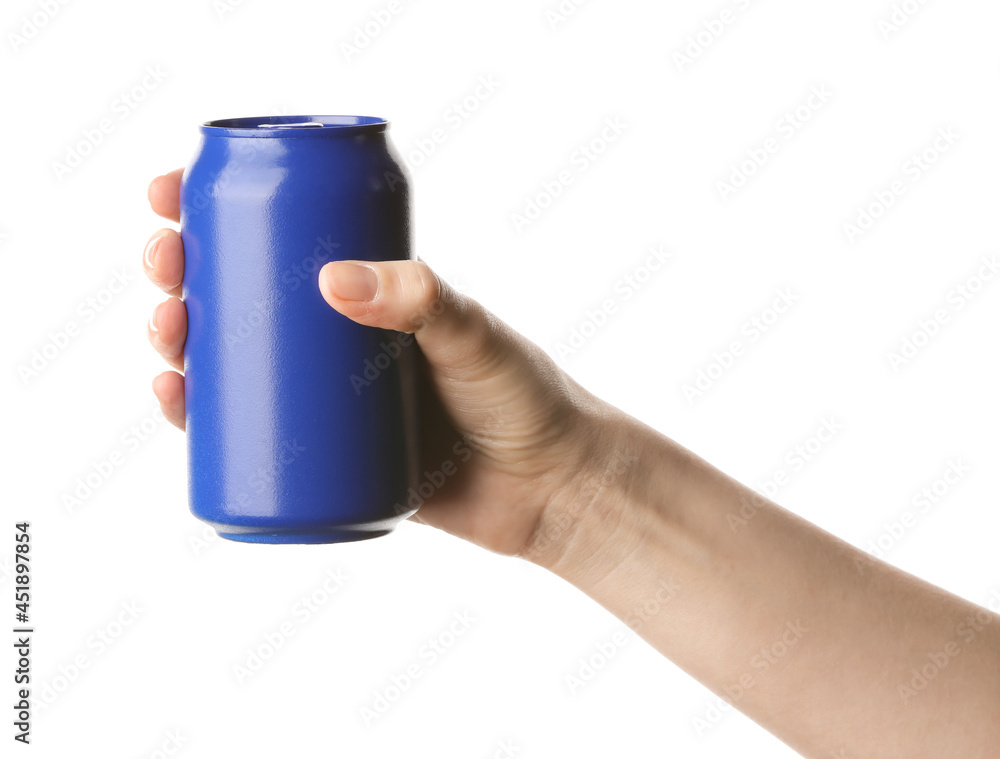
[{"xmin": 3, "ymin": 0, "xmax": 999, "ymax": 756}]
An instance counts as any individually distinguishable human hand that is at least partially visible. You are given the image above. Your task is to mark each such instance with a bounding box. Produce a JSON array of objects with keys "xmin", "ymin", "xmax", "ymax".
[{"xmin": 145, "ymin": 169, "xmax": 604, "ymax": 557}]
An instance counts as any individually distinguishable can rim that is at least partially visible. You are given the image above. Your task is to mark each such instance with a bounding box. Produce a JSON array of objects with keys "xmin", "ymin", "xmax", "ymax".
[{"xmin": 200, "ymin": 115, "xmax": 389, "ymax": 138}]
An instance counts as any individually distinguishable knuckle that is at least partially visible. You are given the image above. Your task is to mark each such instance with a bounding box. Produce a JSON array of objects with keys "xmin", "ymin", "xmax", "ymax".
[
  {"xmin": 408, "ymin": 261, "xmax": 446, "ymax": 331},
  {"xmin": 412, "ymin": 261, "xmax": 441, "ymax": 308}
]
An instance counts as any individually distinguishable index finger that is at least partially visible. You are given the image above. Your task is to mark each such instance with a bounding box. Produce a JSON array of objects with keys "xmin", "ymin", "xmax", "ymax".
[{"xmin": 148, "ymin": 169, "xmax": 184, "ymax": 223}]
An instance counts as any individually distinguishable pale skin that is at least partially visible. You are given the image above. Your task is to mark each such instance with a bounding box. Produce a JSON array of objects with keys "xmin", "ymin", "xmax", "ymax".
[{"xmin": 147, "ymin": 169, "xmax": 999, "ymax": 758}]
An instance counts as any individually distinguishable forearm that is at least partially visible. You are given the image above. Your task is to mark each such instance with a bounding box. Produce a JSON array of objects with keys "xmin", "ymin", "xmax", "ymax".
[{"xmin": 527, "ymin": 404, "xmax": 1000, "ymax": 758}]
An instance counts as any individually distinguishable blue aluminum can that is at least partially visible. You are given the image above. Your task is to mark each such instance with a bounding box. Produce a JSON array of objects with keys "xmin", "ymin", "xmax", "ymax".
[{"xmin": 180, "ymin": 115, "xmax": 419, "ymax": 543}]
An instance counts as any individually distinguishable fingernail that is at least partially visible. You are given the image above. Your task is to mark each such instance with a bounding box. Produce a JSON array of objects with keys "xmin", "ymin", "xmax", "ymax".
[
  {"xmin": 327, "ymin": 262, "xmax": 378, "ymax": 301},
  {"xmin": 144, "ymin": 233, "xmax": 164, "ymax": 269},
  {"xmin": 149, "ymin": 303, "xmax": 162, "ymax": 333}
]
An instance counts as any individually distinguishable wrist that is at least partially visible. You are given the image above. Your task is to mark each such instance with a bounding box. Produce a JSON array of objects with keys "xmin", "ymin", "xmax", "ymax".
[{"xmin": 520, "ymin": 401, "xmax": 666, "ymax": 583}]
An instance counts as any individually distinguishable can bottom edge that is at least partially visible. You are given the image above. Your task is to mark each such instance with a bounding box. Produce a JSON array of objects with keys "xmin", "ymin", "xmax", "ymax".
[{"xmin": 212, "ymin": 526, "xmax": 395, "ymax": 545}]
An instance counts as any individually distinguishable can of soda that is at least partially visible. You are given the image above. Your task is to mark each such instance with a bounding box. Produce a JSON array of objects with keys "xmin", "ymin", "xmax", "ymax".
[{"xmin": 180, "ymin": 115, "xmax": 420, "ymax": 543}]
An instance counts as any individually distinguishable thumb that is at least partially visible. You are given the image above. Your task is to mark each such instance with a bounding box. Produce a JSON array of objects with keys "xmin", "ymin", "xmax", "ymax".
[
  {"xmin": 318, "ymin": 259, "xmax": 507, "ymax": 374},
  {"xmin": 319, "ymin": 258, "xmax": 584, "ymax": 483}
]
